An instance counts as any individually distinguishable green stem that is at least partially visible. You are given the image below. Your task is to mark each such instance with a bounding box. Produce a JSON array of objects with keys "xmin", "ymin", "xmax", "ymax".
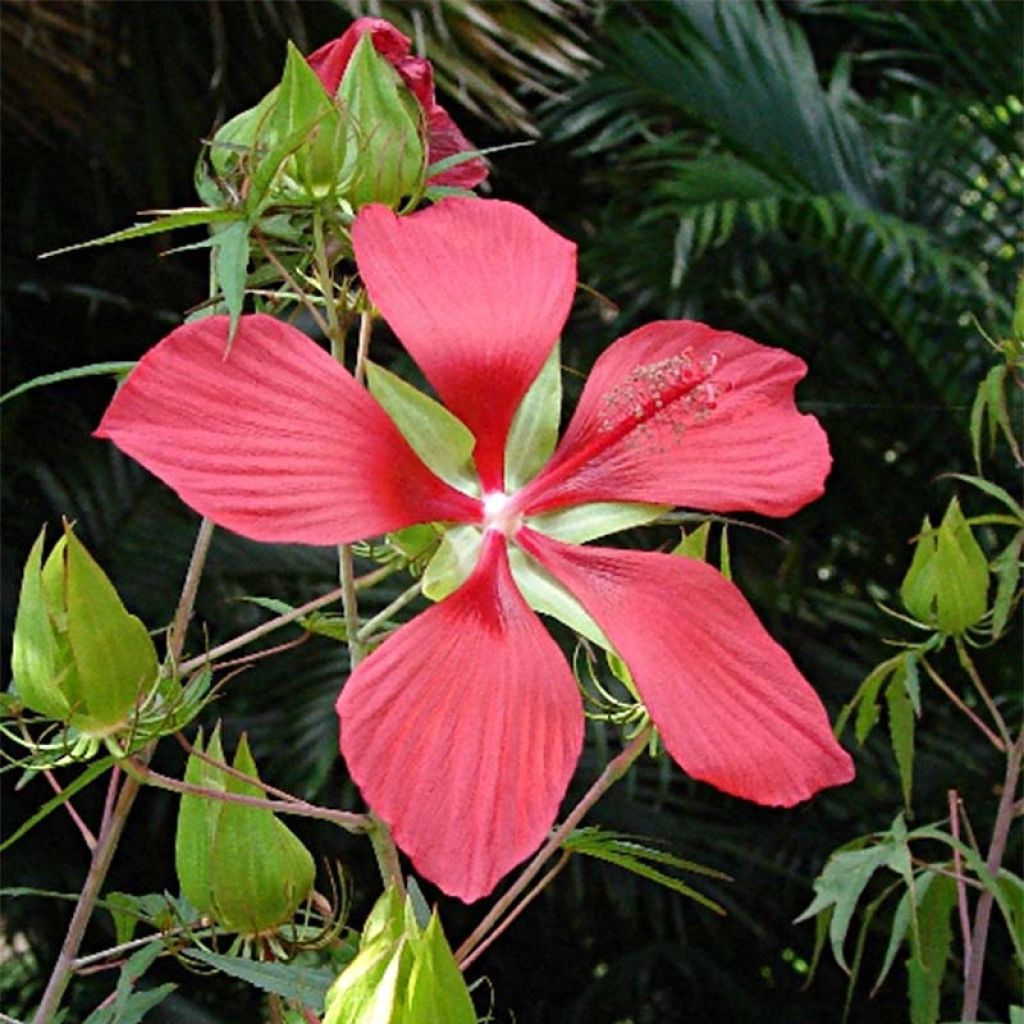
[
  {"xmin": 356, "ymin": 579, "xmax": 423, "ymax": 644},
  {"xmin": 455, "ymin": 725, "xmax": 652, "ymax": 966}
]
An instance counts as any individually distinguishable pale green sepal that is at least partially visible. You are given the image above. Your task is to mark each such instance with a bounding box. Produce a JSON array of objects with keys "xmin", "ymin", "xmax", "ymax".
[
  {"xmin": 175, "ymin": 727, "xmax": 226, "ymax": 920},
  {"xmin": 274, "ymin": 42, "xmax": 345, "ymax": 198},
  {"xmin": 529, "ymin": 501, "xmax": 668, "ymax": 544},
  {"xmin": 10, "ymin": 529, "xmax": 68, "ymax": 720},
  {"xmin": 209, "ymin": 86, "xmax": 279, "ymax": 178},
  {"xmin": 505, "ymin": 341, "xmax": 562, "ymax": 491},
  {"xmin": 421, "ymin": 526, "xmax": 482, "ymax": 602},
  {"xmin": 405, "ymin": 912, "xmax": 476, "ymax": 1024},
  {"xmin": 672, "ymin": 521, "xmax": 712, "ymax": 561},
  {"xmin": 508, "ymin": 545, "xmax": 612, "ymax": 650},
  {"xmin": 366, "ymin": 361, "xmax": 478, "ymax": 495},
  {"xmin": 338, "ymin": 34, "xmax": 425, "ymax": 209},
  {"xmin": 63, "ymin": 527, "xmax": 158, "ymax": 733}
]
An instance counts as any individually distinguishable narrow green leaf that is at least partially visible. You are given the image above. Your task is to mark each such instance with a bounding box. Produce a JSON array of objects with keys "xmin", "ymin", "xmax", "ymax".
[
  {"xmin": 0, "ymin": 755, "xmax": 117, "ymax": 852},
  {"xmin": 82, "ymin": 942, "xmax": 175, "ymax": 1024},
  {"xmin": 505, "ymin": 342, "xmax": 562, "ymax": 491},
  {"xmin": 907, "ymin": 874, "xmax": 956, "ymax": 1024},
  {"xmin": 990, "ymin": 530, "xmax": 1022, "ymax": 639},
  {"xmin": 185, "ymin": 948, "xmax": 334, "ymax": 1009},
  {"xmin": 874, "ymin": 874, "xmax": 933, "ymax": 995},
  {"xmin": 944, "ymin": 473, "xmax": 1024, "ymax": 522},
  {"xmin": 212, "ymin": 220, "xmax": 251, "ymax": 337},
  {"xmin": 39, "ymin": 209, "xmax": 244, "ymax": 259},
  {"xmin": 1, "ymin": 362, "xmax": 137, "ymax": 406},
  {"xmin": 886, "ymin": 677, "xmax": 915, "ymax": 808},
  {"xmin": 719, "ymin": 524, "xmax": 732, "ymax": 580},
  {"xmin": 366, "ymin": 361, "xmax": 478, "ymax": 494}
]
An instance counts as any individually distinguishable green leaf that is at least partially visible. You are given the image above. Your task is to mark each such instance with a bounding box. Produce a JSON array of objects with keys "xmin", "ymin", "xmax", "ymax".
[
  {"xmin": 908, "ymin": 874, "xmax": 956, "ymax": 1024},
  {"xmin": 175, "ymin": 726, "xmax": 225, "ymax": 919},
  {"xmin": 0, "ymin": 755, "xmax": 117, "ymax": 852},
  {"xmin": 405, "ymin": 912, "xmax": 476, "ymax": 1024},
  {"xmin": 185, "ymin": 948, "xmax": 335, "ymax": 1010},
  {"xmin": 82, "ymin": 942, "xmax": 176, "ymax": 1024},
  {"xmin": 39, "ymin": 208, "xmax": 244, "ymax": 259},
  {"xmin": 1, "ymin": 361, "xmax": 137, "ymax": 406},
  {"xmin": 990, "ymin": 529, "xmax": 1022, "ymax": 638},
  {"xmin": 719, "ymin": 523, "xmax": 732, "ymax": 581},
  {"xmin": 366, "ymin": 361, "xmax": 478, "ymax": 494},
  {"xmin": 886, "ymin": 675, "xmax": 915, "ymax": 808},
  {"xmin": 505, "ymin": 342, "xmax": 562, "ymax": 491},
  {"xmin": 508, "ymin": 545, "xmax": 612, "ymax": 650},
  {"xmin": 529, "ymin": 501, "xmax": 667, "ymax": 544},
  {"xmin": 874, "ymin": 874, "xmax": 933, "ymax": 995},
  {"xmin": 212, "ymin": 219, "xmax": 251, "ymax": 337},
  {"xmin": 943, "ymin": 473, "xmax": 1024, "ymax": 522},
  {"xmin": 563, "ymin": 828, "xmax": 726, "ymax": 915}
]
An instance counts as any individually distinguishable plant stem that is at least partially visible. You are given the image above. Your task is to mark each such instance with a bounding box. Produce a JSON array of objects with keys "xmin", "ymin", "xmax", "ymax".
[
  {"xmin": 948, "ymin": 789, "xmax": 973, "ymax": 982},
  {"xmin": 168, "ymin": 517, "xmax": 216, "ymax": 666},
  {"xmin": 955, "ymin": 636, "xmax": 1011, "ymax": 748},
  {"xmin": 31, "ymin": 769, "xmax": 143, "ymax": 1024},
  {"xmin": 455, "ymin": 725, "xmax": 652, "ymax": 965},
  {"xmin": 42, "ymin": 768, "xmax": 97, "ymax": 850},
  {"xmin": 255, "ymin": 228, "xmax": 330, "ymax": 339},
  {"xmin": 961, "ymin": 729, "xmax": 1023, "ymax": 1020},
  {"xmin": 123, "ymin": 756, "xmax": 369, "ymax": 832},
  {"xmin": 921, "ymin": 656, "xmax": 1005, "ymax": 752},
  {"xmin": 356, "ymin": 579, "xmax": 423, "ymax": 643},
  {"xmin": 354, "ymin": 307, "xmax": 372, "ymax": 386}
]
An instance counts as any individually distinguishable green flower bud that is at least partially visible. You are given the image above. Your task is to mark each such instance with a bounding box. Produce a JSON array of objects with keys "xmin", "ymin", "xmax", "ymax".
[
  {"xmin": 900, "ymin": 497, "xmax": 989, "ymax": 634},
  {"xmin": 175, "ymin": 727, "xmax": 316, "ymax": 936},
  {"xmin": 323, "ymin": 887, "xmax": 475, "ymax": 1024},
  {"xmin": 335, "ymin": 33, "xmax": 425, "ymax": 209},
  {"xmin": 10, "ymin": 524, "xmax": 158, "ymax": 736}
]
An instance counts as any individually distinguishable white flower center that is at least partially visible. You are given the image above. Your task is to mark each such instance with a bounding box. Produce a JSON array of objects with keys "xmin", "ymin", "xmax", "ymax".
[{"xmin": 482, "ymin": 491, "xmax": 520, "ymax": 536}]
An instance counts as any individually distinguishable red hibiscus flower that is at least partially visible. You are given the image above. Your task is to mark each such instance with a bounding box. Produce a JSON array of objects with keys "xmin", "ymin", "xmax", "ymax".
[
  {"xmin": 307, "ymin": 18, "xmax": 487, "ymax": 190},
  {"xmin": 96, "ymin": 198, "xmax": 853, "ymax": 902}
]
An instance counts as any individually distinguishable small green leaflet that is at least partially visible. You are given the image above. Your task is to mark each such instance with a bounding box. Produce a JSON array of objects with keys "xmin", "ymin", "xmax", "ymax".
[
  {"xmin": 1, "ymin": 362, "xmax": 137, "ymax": 406},
  {"xmin": 563, "ymin": 827, "xmax": 728, "ymax": 915},
  {"xmin": 81, "ymin": 942, "xmax": 176, "ymax": 1024},
  {"xmin": 185, "ymin": 948, "xmax": 336, "ymax": 1010}
]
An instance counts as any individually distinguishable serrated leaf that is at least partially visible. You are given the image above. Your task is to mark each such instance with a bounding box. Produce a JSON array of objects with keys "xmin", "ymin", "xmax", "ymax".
[
  {"xmin": 213, "ymin": 219, "xmax": 251, "ymax": 337},
  {"xmin": 528, "ymin": 501, "xmax": 666, "ymax": 544},
  {"xmin": 82, "ymin": 942, "xmax": 176, "ymax": 1024},
  {"xmin": 908, "ymin": 874, "xmax": 956, "ymax": 1024},
  {"xmin": 874, "ymin": 874, "xmax": 933, "ymax": 995},
  {"xmin": 944, "ymin": 473, "xmax": 1024, "ymax": 522},
  {"xmin": 505, "ymin": 342, "xmax": 562, "ymax": 491},
  {"xmin": 1, "ymin": 361, "xmax": 137, "ymax": 406},
  {"xmin": 185, "ymin": 948, "xmax": 335, "ymax": 1010},
  {"xmin": 366, "ymin": 361, "xmax": 477, "ymax": 494},
  {"xmin": 39, "ymin": 208, "xmax": 244, "ymax": 259}
]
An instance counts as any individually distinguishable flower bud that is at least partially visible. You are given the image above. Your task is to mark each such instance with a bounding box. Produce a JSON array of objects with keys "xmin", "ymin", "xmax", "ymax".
[
  {"xmin": 175, "ymin": 727, "xmax": 316, "ymax": 936},
  {"xmin": 10, "ymin": 524, "xmax": 158, "ymax": 736},
  {"xmin": 323, "ymin": 886, "xmax": 475, "ymax": 1024},
  {"xmin": 900, "ymin": 497, "xmax": 989, "ymax": 634}
]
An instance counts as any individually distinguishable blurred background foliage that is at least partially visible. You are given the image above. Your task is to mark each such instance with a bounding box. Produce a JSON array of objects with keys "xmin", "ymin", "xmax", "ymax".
[{"xmin": 1, "ymin": 1, "xmax": 1020, "ymax": 1021}]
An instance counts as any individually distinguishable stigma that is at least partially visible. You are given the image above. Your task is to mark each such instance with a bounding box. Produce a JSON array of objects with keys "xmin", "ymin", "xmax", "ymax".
[{"xmin": 482, "ymin": 491, "xmax": 521, "ymax": 536}]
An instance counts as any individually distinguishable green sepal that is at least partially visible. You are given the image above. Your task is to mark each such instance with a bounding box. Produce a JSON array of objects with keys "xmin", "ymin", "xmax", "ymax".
[
  {"xmin": 900, "ymin": 498, "xmax": 989, "ymax": 633},
  {"xmin": 208, "ymin": 735, "xmax": 316, "ymax": 935},
  {"xmin": 528, "ymin": 501, "xmax": 666, "ymax": 544},
  {"xmin": 337, "ymin": 33, "xmax": 425, "ymax": 209},
  {"xmin": 505, "ymin": 342, "xmax": 562, "ymax": 491},
  {"xmin": 672, "ymin": 521, "xmax": 712, "ymax": 561},
  {"xmin": 209, "ymin": 86, "xmax": 279, "ymax": 179},
  {"xmin": 421, "ymin": 526, "xmax": 482, "ymax": 601},
  {"xmin": 367, "ymin": 361, "xmax": 478, "ymax": 494},
  {"xmin": 10, "ymin": 529, "xmax": 68, "ymax": 720},
  {"xmin": 62, "ymin": 525, "xmax": 158, "ymax": 733},
  {"xmin": 404, "ymin": 911, "xmax": 476, "ymax": 1023},
  {"xmin": 274, "ymin": 42, "xmax": 346, "ymax": 199}
]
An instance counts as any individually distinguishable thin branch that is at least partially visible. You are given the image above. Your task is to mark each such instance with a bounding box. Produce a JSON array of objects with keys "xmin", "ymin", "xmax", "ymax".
[
  {"xmin": 459, "ymin": 852, "xmax": 570, "ymax": 973},
  {"xmin": 254, "ymin": 228, "xmax": 330, "ymax": 339},
  {"xmin": 168, "ymin": 517, "xmax": 216, "ymax": 665},
  {"xmin": 920, "ymin": 657, "xmax": 1005, "ymax": 751},
  {"xmin": 455, "ymin": 726, "xmax": 652, "ymax": 965},
  {"xmin": 123, "ymin": 756, "xmax": 369, "ymax": 834},
  {"xmin": 356, "ymin": 579, "xmax": 423, "ymax": 643},
  {"xmin": 948, "ymin": 789, "xmax": 973, "ymax": 981},
  {"xmin": 354, "ymin": 306, "xmax": 372, "ymax": 386},
  {"xmin": 955, "ymin": 636, "xmax": 1012, "ymax": 747},
  {"xmin": 42, "ymin": 768, "xmax": 97, "ymax": 850}
]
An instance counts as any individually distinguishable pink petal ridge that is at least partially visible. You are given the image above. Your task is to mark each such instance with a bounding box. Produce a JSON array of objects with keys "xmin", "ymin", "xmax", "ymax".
[
  {"xmin": 95, "ymin": 314, "xmax": 478, "ymax": 544},
  {"xmin": 519, "ymin": 529, "xmax": 854, "ymax": 807},
  {"xmin": 337, "ymin": 532, "xmax": 584, "ymax": 901},
  {"xmin": 354, "ymin": 199, "xmax": 577, "ymax": 492}
]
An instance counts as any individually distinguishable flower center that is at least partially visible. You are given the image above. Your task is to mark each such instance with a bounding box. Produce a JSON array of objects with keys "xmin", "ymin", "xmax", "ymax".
[{"xmin": 481, "ymin": 490, "xmax": 521, "ymax": 536}]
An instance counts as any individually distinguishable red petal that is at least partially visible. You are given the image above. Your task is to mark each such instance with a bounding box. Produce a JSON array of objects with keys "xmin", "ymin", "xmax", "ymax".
[
  {"xmin": 95, "ymin": 315, "xmax": 478, "ymax": 544},
  {"xmin": 337, "ymin": 533, "xmax": 583, "ymax": 901},
  {"xmin": 354, "ymin": 199, "xmax": 577, "ymax": 491},
  {"xmin": 519, "ymin": 529, "xmax": 854, "ymax": 806},
  {"xmin": 307, "ymin": 18, "xmax": 411, "ymax": 95},
  {"xmin": 520, "ymin": 321, "xmax": 830, "ymax": 518}
]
